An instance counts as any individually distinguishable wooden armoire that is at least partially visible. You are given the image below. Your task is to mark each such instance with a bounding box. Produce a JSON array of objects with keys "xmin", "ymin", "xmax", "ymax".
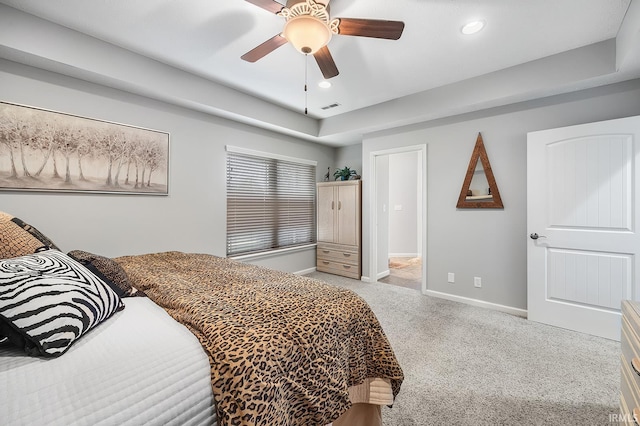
[{"xmin": 316, "ymin": 180, "xmax": 361, "ymax": 279}]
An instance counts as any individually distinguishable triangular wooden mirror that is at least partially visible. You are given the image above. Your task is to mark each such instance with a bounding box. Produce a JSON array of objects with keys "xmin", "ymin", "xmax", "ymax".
[{"xmin": 456, "ymin": 133, "xmax": 504, "ymax": 209}]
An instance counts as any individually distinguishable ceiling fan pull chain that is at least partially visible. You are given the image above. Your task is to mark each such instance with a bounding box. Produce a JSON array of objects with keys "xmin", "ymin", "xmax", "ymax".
[{"xmin": 304, "ymin": 54, "xmax": 308, "ymax": 115}]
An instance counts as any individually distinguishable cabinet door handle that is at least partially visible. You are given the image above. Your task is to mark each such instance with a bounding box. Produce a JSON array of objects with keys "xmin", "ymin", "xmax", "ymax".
[
  {"xmin": 631, "ymin": 358, "xmax": 640, "ymax": 377},
  {"xmin": 343, "ymin": 265, "xmax": 351, "ymax": 269},
  {"xmin": 331, "ymin": 201, "xmax": 334, "ymax": 210},
  {"xmin": 322, "ymin": 261, "xmax": 330, "ymax": 265},
  {"xmin": 343, "ymin": 253, "xmax": 351, "ymax": 257},
  {"xmin": 322, "ymin": 250, "xmax": 330, "ymax": 254},
  {"xmin": 338, "ymin": 201, "xmax": 342, "ymax": 210}
]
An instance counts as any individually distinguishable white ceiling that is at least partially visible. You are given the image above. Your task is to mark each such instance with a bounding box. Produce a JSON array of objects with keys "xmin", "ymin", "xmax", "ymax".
[{"xmin": 0, "ymin": 0, "xmax": 639, "ymax": 145}]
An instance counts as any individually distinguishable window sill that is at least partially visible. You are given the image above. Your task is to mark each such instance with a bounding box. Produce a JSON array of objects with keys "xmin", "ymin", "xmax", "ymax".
[{"xmin": 229, "ymin": 243, "xmax": 317, "ymax": 261}]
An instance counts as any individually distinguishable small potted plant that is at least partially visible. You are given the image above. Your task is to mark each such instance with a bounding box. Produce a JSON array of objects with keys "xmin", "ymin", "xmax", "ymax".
[{"xmin": 333, "ymin": 166, "xmax": 358, "ymax": 181}]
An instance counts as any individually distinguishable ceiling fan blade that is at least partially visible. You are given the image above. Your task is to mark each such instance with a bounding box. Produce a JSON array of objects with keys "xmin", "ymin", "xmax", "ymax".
[
  {"xmin": 313, "ymin": 46, "xmax": 339, "ymax": 79},
  {"xmin": 336, "ymin": 18, "xmax": 405, "ymax": 40},
  {"xmin": 245, "ymin": 0, "xmax": 285, "ymax": 14},
  {"xmin": 241, "ymin": 34, "xmax": 288, "ymax": 62}
]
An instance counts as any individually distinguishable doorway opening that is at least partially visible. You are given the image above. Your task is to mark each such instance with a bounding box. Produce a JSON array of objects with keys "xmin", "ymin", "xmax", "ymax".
[
  {"xmin": 369, "ymin": 145, "xmax": 427, "ymax": 293},
  {"xmin": 379, "ymin": 256, "xmax": 422, "ymax": 291}
]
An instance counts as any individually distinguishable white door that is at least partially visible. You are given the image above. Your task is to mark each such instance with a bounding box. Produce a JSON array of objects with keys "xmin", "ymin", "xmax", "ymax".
[{"xmin": 527, "ymin": 115, "xmax": 640, "ymax": 341}]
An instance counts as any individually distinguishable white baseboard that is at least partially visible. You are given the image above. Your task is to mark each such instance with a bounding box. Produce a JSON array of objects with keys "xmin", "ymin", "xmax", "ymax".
[
  {"xmin": 295, "ymin": 267, "xmax": 317, "ymax": 275},
  {"xmin": 360, "ymin": 270, "xmax": 390, "ymax": 283},
  {"xmin": 425, "ymin": 290, "xmax": 527, "ymax": 318}
]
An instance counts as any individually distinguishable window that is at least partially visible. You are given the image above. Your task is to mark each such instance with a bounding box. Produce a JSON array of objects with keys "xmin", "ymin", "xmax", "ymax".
[{"xmin": 226, "ymin": 146, "xmax": 317, "ymax": 257}]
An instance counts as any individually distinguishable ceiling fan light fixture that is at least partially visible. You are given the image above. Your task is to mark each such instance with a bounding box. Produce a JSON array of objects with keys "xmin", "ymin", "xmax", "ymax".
[
  {"xmin": 318, "ymin": 80, "xmax": 331, "ymax": 88},
  {"xmin": 283, "ymin": 15, "xmax": 332, "ymax": 54}
]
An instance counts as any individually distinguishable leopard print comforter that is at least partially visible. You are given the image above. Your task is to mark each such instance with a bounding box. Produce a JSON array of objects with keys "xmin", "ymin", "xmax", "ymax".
[{"xmin": 115, "ymin": 251, "xmax": 403, "ymax": 426}]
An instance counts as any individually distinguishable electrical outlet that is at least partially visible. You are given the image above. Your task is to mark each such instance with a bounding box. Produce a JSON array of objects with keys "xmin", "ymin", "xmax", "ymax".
[
  {"xmin": 448, "ymin": 273, "xmax": 455, "ymax": 283},
  {"xmin": 474, "ymin": 277, "xmax": 482, "ymax": 288}
]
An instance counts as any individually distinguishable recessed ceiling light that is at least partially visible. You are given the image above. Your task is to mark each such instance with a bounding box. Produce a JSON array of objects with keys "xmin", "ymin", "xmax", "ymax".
[
  {"xmin": 318, "ymin": 81, "xmax": 331, "ymax": 89},
  {"xmin": 461, "ymin": 20, "xmax": 485, "ymax": 35}
]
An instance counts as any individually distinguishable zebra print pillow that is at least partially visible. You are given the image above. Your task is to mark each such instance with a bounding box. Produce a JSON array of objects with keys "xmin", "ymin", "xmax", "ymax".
[{"xmin": 0, "ymin": 250, "xmax": 123, "ymax": 357}]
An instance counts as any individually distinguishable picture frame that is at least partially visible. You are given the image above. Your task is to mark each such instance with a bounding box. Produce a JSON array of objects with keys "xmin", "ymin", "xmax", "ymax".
[
  {"xmin": 0, "ymin": 101, "xmax": 169, "ymax": 195},
  {"xmin": 456, "ymin": 132, "xmax": 503, "ymax": 209}
]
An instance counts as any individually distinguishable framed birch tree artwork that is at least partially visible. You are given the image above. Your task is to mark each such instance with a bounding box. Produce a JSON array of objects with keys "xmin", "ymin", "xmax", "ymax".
[{"xmin": 0, "ymin": 101, "xmax": 169, "ymax": 195}]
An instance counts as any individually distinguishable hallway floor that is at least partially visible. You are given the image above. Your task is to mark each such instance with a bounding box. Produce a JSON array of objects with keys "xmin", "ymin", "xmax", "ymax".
[{"xmin": 379, "ymin": 257, "xmax": 422, "ymax": 291}]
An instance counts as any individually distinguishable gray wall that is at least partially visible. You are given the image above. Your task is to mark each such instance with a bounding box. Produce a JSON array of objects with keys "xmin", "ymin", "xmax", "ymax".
[
  {"xmin": 3, "ymin": 54, "xmax": 640, "ymax": 313},
  {"xmin": 0, "ymin": 59, "xmax": 335, "ymax": 273},
  {"xmin": 362, "ymin": 79, "xmax": 640, "ymax": 311},
  {"xmin": 335, "ymin": 144, "xmax": 362, "ymax": 178}
]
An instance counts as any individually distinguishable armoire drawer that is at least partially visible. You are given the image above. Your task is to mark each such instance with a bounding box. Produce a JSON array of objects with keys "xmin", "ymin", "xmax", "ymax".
[
  {"xmin": 622, "ymin": 318, "xmax": 640, "ymax": 377},
  {"xmin": 621, "ymin": 353, "xmax": 640, "ymax": 425},
  {"xmin": 316, "ymin": 259, "xmax": 360, "ymax": 279},
  {"xmin": 317, "ymin": 245, "xmax": 359, "ymax": 265},
  {"xmin": 621, "ymin": 300, "xmax": 640, "ymax": 425}
]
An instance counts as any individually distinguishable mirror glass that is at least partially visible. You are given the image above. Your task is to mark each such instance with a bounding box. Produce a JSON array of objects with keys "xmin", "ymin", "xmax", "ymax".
[{"xmin": 465, "ymin": 160, "xmax": 493, "ymax": 202}]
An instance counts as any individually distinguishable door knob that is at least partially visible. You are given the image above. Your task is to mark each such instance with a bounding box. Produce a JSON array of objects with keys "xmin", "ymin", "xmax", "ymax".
[{"xmin": 530, "ymin": 233, "xmax": 547, "ymax": 240}]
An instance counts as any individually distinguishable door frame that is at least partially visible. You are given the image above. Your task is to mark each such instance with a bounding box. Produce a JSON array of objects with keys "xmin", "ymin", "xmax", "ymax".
[{"xmin": 369, "ymin": 144, "xmax": 428, "ymax": 293}]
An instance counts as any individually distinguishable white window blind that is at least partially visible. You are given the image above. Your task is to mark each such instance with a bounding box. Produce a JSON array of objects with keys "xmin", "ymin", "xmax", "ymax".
[{"xmin": 226, "ymin": 147, "xmax": 317, "ymax": 257}]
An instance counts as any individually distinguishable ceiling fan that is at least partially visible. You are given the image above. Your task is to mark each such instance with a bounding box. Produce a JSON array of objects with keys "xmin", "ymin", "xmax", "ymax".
[{"xmin": 241, "ymin": 0, "xmax": 405, "ymax": 79}]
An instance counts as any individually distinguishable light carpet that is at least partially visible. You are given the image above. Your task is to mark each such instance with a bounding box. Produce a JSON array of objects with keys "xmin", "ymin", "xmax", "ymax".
[{"xmin": 306, "ymin": 271, "xmax": 620, "ymax": 426}]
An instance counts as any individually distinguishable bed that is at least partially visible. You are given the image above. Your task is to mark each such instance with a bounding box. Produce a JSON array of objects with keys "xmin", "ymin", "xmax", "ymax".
[
  {"xmin": 0, "ymin": 212, "xmax": 403, "ymax": 425},
  {"xmin": 1, "ymin": 297, "xmax": 217, "ymax": 425}
]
